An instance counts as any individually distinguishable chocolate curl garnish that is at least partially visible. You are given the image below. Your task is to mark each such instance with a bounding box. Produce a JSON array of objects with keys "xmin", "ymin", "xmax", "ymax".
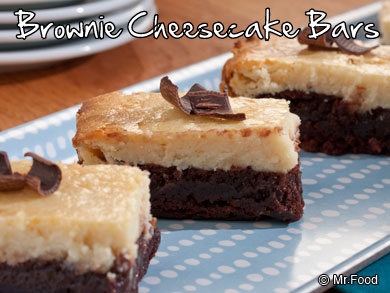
[
  {"xmin": 160, "ymin": 76, "xmax": 192, "ymax": 115},
  {"xmin": 0, "ymin": 151, "xmax": 12, "ymax": 175},
  {"xmin": 160, "ymin": 76, "xmax": 246, "ymax": 120},
  {"xmin": 25, "ymin": 152, "xmax": 62, "ymax": 195},
  {"xmin": 0, "ymin": 151, "xmax": 25, "ymax": 191},
  {"xmin": 333, "ymin": 34, "xmax": 378, "ymax": 55},
  {"xmin": 298, "ymin": 26, "xmax": 333, "ymax": 48},
  {"xmin": 298, "ymin": 26, "xmax": 378, "ymax": 55}
]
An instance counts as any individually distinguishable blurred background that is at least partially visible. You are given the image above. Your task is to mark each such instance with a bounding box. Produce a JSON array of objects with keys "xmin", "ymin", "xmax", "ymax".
[{"xmin": 0, "ymin": 0, "xmax": 380, "ymax": 130}]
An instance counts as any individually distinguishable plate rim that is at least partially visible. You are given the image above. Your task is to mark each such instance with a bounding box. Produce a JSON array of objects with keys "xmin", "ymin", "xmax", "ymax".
[
  {"xmin": 0, "ymin": 2, "xmax": 156, "ymax": 66},
  {"xmin": 0, "ymin": 0, "xmax": 154, "ymax": 43},
  {"xmin": 0, "ymin": 0, "xmax": 141, "ymax": 24}
]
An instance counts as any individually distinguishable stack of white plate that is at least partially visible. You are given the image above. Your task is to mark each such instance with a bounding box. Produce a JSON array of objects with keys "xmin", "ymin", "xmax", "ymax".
[{"xmin": 0, "ymin": 0, "xmax": 156, "ymax": 69}]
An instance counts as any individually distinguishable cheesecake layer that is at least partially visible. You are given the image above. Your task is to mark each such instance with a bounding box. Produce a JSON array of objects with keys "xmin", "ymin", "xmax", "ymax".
[
  {"xmin": 380, "ymin": 1, "xmax": 390, "ymax": 45},
  {"xmin": 221, "ymin": 38, "xmax": 390, "ymax": 111},
  {"xmin": 139, "ymin": 163, "xmax": 303, "ymax": 222},
  {"xmin": 0, "ymin": 161, "xmax": 152, "ymax": 274},
  {"xmin": 73, "ymin": 92, "xmax": 300, "ymax": 173}
]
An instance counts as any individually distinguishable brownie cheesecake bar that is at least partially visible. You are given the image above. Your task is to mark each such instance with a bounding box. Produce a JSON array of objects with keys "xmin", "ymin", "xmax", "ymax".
[
  {"xmin": 380, "ymin": 0, "xmax": 390, "ymax": 45},
  {"xmin": 221, "ymin": 38, "xmax": 390, "ymax": 155},
  {"xmin": 0, "ymin": 153, "xmax": 160, "ymax": 293},
  {"xmin": 73, "ymin": 78, "xmax": 303, "ymax": 222}
]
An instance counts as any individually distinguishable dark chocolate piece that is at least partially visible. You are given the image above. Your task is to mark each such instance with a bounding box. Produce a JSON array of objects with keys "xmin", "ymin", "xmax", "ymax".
[
  {"xmin": 256, "ymin": 90, "xmax": 390, "ymax": 155},
  {"xmin": 160, "ymin": 76, "xmax": 192, "ymax": 115},
  {"xmin": 188, "ymin": 91, "xmax": 246, "ymax": 120},
  {"xmin": 160, "ymin": 76, "xmax": 245, "ymax": 120},
  {"xmin": 25, "ymin": 152, "xmax": 62, "ymax": 195},
  {"xmin": 298, "ymin": 26, "xmax": 378, "ymax": 55},
  {"xmin": 0, "ymin": 151, "xmax": 62, "ymax": 195},
  {"xmin": 0, "ymin": 220, "xmax": 160, "ymax": 293},
  {"xmin": 0, "ymin": 151, "xmax": 26, "ymax": 192},
  {"xmin": 298, "ymin": 26, "xmax": 333, "ymax": 48},
  {"xmin": 333, "ymin": 34, "xmax": 378, "ymax": 55},
  {"xmin": 0, "ymin": 173, "xmax": 26, "ymax": 192},
  {"xmin": 135, "ymin": 163, "xmax": 303, "ymax": 222},
  {"xmin": 0, "ymin": 151, "xmax": 12, "ymax": 175}
]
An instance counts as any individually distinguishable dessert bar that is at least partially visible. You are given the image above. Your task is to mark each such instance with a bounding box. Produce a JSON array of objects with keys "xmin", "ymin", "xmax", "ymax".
[
  {"xmin": 0, "ymin": 153, "xmax": 160, "ymax": 293},
  {"xmin": 221, "ymin": 38, "xmax": 390, "ymax": 155},
  {"xmin": 73, "ymin": 78, "xmax": 303, "ymax": 222}
]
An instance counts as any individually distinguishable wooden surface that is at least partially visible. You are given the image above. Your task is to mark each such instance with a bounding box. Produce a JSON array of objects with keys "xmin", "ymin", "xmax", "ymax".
[{"xmin": 0, "ymin": 0, "xmax": 376, "ymax": 130}]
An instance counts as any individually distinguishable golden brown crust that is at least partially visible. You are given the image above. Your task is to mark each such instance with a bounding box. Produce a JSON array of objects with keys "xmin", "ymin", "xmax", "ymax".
[
  {"xmin": 73, "ymin": 91, "xmax": 301, "ymax": 173},
  {"xmin": 73, "ymin": 91, "xmax": 296, "ymax": 144},
  {"xmin": 220, "ymin": 39, "xmax": 267, "ymax": 95},
  {"xmin": 220, "ymin": 38, "xmax": 390, "ymax": 111}
]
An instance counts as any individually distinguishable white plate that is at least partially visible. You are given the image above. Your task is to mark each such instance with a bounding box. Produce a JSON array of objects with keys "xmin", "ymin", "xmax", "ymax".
[
  {"xmin": 0, "ymin": 0, "xmax": 78, "ymax": 4},
  {"xmin": 0, "ymin": 0, "xmax": 81, "ymax": 9},
  {"xmin": 0, "ymin": 1, "xmax": 156, "ymax": 71},
  {"xmin": 0, "ymin": 0, "xmax": 82, "ymax": 10},
  {"xmin": 0, "ymin": 0, "xmax": 140, "ymax": 24},
  {"xmin": 0, "ymin": 0, "xmax": 153, "ymax": 47}
]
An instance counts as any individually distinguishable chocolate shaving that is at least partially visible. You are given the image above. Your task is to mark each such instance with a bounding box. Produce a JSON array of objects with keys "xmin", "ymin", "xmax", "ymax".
[
  {"xmin": 298, "ymin": 26, "xmax": 378, "ymax": 55},
  {"xmin": 333, "ymin": 34, "xmax": 377, "ymax": 54},
  {"xmin": 0, "ymin": 151, "xmax": 61, "ymax": 195},
  {"xmin": 25, "ymin": 152, "xmax": 62, "ymax": 195},
  {"xmin": 0, "ymin": 173, "xmax": 26, "ymax": 192},
  {"xmin": 298, "ymin": 26, "xmax": 333, "ymax": 48},
  {"xmin": 160, "ymin": 76, "xmax": 246, "ymax": 120},
  {"xmin": 0, "ymin": 151, "xmax": 26, "ymax": 191},
  {"xmin": 160, "ymin": 76, "xmax": 191, "ymax": 115},
  {"xmin": 188, "ymin": 83, "xmax": 207, "ymax": 92},
  {"xmin": 0, "ymin": 151, "xmax": 12, "ymax": 175}
]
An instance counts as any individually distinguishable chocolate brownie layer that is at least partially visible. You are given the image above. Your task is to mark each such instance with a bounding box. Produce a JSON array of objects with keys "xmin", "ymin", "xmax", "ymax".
[
  {"xmin": 0, "ymin": 221, "xmax": 160, "ymax": 293},
  {"xmin": 256, "ymin": 91, "xmax": 390, "ymax": 155},
  {"xmin": 137, "ymin": 163, "xmax": 303, "ymax": 222}
]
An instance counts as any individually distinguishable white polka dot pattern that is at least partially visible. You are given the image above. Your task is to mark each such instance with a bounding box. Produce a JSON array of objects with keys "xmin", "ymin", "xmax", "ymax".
[
  {"xmin": 142, "ymin": 143, "xmax": 390, "ymax": 292},
  {"xmin": 1, "ymin": 51, "xmax": 389, "ymax": 293}
]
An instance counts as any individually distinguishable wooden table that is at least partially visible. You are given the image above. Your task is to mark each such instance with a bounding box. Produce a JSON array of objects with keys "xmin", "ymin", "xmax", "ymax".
[{"xmin": 0, "ymin": 0, "xmax": 376, "ymax": 130}]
